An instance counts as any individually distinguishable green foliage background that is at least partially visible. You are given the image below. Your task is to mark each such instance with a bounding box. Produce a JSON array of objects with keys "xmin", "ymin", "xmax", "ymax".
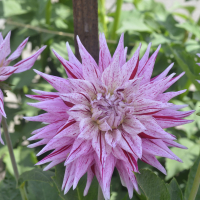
[{"xmin": 0, "ymin": 0, "xmax": 200, "ymax": 199}]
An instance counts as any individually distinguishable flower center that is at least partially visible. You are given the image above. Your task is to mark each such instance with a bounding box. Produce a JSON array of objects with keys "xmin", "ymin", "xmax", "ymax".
[{"xmin": 91, "ymin": 93, "xmax": 126, "ymax": 130}]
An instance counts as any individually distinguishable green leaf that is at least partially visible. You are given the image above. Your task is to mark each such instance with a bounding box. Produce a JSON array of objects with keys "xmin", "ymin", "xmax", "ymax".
[
  {"xmin": 193, "ymin": 91, "xmax": 200, "ymax": 101},
  {"xmin": 169, "ymin": 46, "xmax": 200, "ymax": 91},
  {"xmin": 177, "ymin": 22, "xmax": 200, "ymax": 40},
  {"xmin": 165, "ymin": 138, "xmax": 199, "ymax": 180},
  {"xmin": 135, "ymin": 169, "xmax": 170, "ymax": 200},
  {"xmin": 180, "ymin": 5, "xmax": 195, "ymax": 14},
  {"xmin": 150, "ymin": 33, "xmax": 172, "ymax": 46},
  {"xmin": 185, "ymin": 40, "xmax": 200, "ymax": 54},
  {"xmin": 3, "ymin": 0, "xmax": 28, "ymax": 17},
  {"xmin": 0, "ymin": 171, "xmax": 21, "ymax": 200},
  {"xmin": 166, "ymin": 178, "xmax": 183, "ymax": 200},
  {"xmin": 27, "ymin": 181, "xmax": 62, "ymax": 200},
  {"xmin": 55, "ymin": 18, "xmax": 68, "ymax": 29},
  {"xmin": 159, "ymin": 14, "xmax": 185, "ymax": 40},
  {"xmin": 3, "ymin": 146, "xmax": 36, "ymax": 176},
  {"xmin": 117, "ymin": 10, "xmax": 152, "ymax": 34},
  {"xmin": 184, "ymin": 155, "xmax": 200, "ymax": 200},
  {"xmin": 17, "ymin": 168, "xmax": 61, "ymax": 200},
  {"xmin": 52, "ymin": 163, "xmax": 98, "ymax": 200},
  {"xmin": 18, "ymin": 168, "xmax": 55, "ymax": 185}
]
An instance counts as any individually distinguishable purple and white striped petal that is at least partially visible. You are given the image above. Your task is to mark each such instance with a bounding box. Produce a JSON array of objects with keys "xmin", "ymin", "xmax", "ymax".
[
  {"xmin": 14, "ymin": 46, "xmax": 46, "ymax": 73},
  {"xmin": 4, "ymin": 37, "xmax": 28, "ymax": 66},
  {"xmin": 24, "ymin": 33, "xmax": 193, "ymax": 199},
  {"xmin": 99, "ymin": 33, "xmax": 111, "ymax": 73}
]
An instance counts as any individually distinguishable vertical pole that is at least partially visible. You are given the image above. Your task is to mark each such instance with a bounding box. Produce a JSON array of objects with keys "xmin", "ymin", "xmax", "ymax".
[
  {"xmin": 72, "ymin": 0, "xmax": 99, "ymax": 63},
  {"xmin": 72, "ymin": 1, "xmax": 103, "ymax": 199}
]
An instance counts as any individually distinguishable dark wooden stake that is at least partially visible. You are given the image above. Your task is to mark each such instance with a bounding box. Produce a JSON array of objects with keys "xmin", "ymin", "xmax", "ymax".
[{"xmin": 72, "ymin": 0, "xmax": 99, "ymax": 63}]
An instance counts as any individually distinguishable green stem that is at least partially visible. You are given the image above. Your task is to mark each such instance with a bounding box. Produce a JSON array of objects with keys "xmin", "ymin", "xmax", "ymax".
[
  {"xmin": 2, "ymin": 117, "xmax": 29, "ymax": 200},
  {"xmin": 76, "ymin": 186, "xmax": 82, "ymax": 200},
  {"xmin": 99, "ymin": 0, "xmax": 107, "ymax": 37},
  {"xmin": 97, "ymin": 185, "xmax": 104, "ymax": 200},
  {"xmin": 111, "ymin": 0, "xmax": 123, "ymax": 40},
  {"xmin": 188, "ymin": 160, "xmax": 200, "ymax": 200},
  {"xmin": 19, "ymin": 183, "xmax": 29, "ymax": 200},
  {"xmin": 45, "ymin": 0, "xmax": 52, "ymax": 25}
]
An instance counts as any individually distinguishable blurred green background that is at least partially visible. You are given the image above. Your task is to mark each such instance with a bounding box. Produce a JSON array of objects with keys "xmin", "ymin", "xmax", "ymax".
[{"xmin": 0, "ymin": 0, "xmax": 200, "ymax": 199}]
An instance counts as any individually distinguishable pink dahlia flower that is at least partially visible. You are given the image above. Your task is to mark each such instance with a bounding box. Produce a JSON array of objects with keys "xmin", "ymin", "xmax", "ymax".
[
  {"xmin": 26, "ymin": 34, "xmax": 193, "ymax": 199},
  {"xmin": 0, "ymin": 31, "xmax": 46, "ymax": 144}
]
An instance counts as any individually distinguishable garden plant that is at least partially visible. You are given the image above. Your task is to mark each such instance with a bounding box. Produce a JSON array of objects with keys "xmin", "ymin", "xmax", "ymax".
[{"xmin": 0, "ymin": 0, "xmax": 200, "ymax": 200}]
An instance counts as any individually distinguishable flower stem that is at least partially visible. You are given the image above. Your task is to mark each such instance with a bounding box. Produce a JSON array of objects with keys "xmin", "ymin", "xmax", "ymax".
[
  {"xmin": 111, "ymin": 0, "xmax": 123, "ymax": 40},
  {"xmin": 2, "ymin": 117, "xmax": 29, "ymax": 200},
  {"xmin": 45, "ymin": 0, "xmax": 52, "ymax": 25},
  {"xmin": 98, "ymin": 185, "xmax": 104, "ymax": 200},
  {"xmin": 99, "ymin": 0, "xmax": 107, "ymax": 37},
  {"xmin": 188, "ymin": 160, "xmax": 200, "ymax": 200}
]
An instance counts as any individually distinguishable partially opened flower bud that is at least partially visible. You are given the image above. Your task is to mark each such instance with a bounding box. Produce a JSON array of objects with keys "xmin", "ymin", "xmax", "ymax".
[{"xmin": 0, "ymin": 31, "xmax": 46, "ymax": 144}]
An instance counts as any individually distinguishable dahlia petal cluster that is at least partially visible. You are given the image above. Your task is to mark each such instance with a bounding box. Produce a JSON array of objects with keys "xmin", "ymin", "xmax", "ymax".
[
  {"xmin": 26, "ymin": 33, "xmax": 193, "ymax": 199},
  {"xmin": 0, "ymin": 31, "xmax": 46, "ymax": 144}
]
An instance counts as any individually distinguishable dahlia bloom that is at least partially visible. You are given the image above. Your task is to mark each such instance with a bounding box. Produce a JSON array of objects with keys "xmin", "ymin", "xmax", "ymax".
[
  {"xmin": 26, "ymin": 34, "xmax": 193, "ymax": 199},
  {"xmin": 0, "ymin": 31, "xmax": 46, "ymax": 144}
]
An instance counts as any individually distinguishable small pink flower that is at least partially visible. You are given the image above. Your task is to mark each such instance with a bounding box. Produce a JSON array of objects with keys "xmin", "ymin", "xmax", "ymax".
[
  {"xmin": 26, "ymin": 33, "xmax": 193, "ymax": 199},
  {"xmin": 0, "ymin": 31, "xmax": 46, "ymax": 144}
]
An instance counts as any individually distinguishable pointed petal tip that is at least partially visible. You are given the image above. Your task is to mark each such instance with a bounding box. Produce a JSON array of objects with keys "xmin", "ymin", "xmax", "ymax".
[
  {"xmin": 155, "ymin": 44, "xmax": 161, "ymax": 52},
  {"xmin": 178, "ymin": 158, "xmax": 183, "ymax": 163},
  {"xmin": 43, "ymin": 166, "xmax": 49, "ymax": 171},
  {"xmin": 187, "ymin": 119, "xmax": 194, "ymax": 124},
  {"xmin": 25, "ymin": 94, "xmax": 32, "ymax": 98},
  {"xmin": 180, "ymin": 71, "xmax": 185, "ymax": 76},
  {"xmin": 66, "ymin": 41, "xmax": 71, "ymax": 50},
  {"xmin": 23, "ymin": 116, "xmax": 30, "ymax": 121},
  {"xmin": 169, "ymin": 62, "xmax": 174, "ymax": 68},
  {"xmin": 34, "ymin": 162, "xmax": 40, "ymax": 166},
  {"xmin": 6, "ymin": 31, "xmax": 11, "ymax": 38},
  {"xmin": 36, "ymin": 151, "xmax": 43, "ymax": 156},
  {"xmin": 33, "ymin": 69, "xmax": 43, "ymax": 76},
  {"xmin": 0, "ymin": 139, "xmax": 5, "ymax": 145},
  {"xmin": 31, "ymin": 89, "xmax": 42, "ymax": 94},
  {"xmin": 33, "ymin": 68, "xmax": 39, "ymax": 73},
  {"xmin": 41, "ymin": 45, "xmax": 47, "ymax": 50},
  {"xmin": 162, "ymin": 169, "xmax": 167, "ymax": 175},
  {"xmin": 76, "ymin": 35, "xmax": 80, "ymax": 42},
  {"xmin": 27, "ymin": 143, "xmax": 34, "ymax": 148},
  {"xmin": 26, "ymin": 102, "xmax": 33, "ymax": 106}
]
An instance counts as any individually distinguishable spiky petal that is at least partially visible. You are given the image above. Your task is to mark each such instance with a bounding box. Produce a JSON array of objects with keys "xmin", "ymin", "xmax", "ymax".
[
  {"xmin": 26, "ymin": 33, "xmax": 193, "ymax": 199},
  {"xmin": 0, "ymin": 32, "xmax": 46, "ymax": 144}
]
